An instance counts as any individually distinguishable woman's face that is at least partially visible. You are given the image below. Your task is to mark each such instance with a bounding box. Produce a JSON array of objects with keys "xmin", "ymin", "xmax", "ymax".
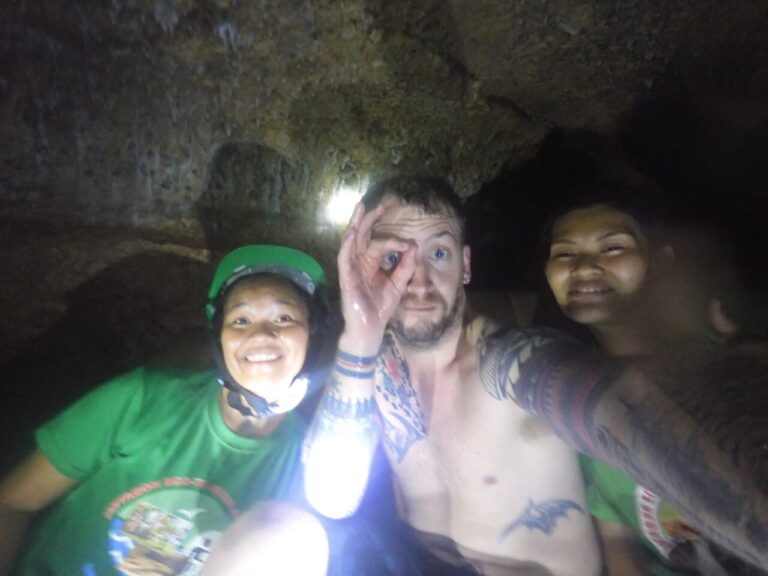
[
  {"xmin": 220, "ymin": 275, "xmax": 310, "ymax": 402},
  {"xmin": 545, "ymin": 204, "xmax": 654, "ymax": 327}
]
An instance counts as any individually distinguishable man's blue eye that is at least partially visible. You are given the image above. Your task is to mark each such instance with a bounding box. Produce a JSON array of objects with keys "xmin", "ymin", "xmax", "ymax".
[
  {"xmin": 384, "ymin": 252, "xmax": 401, "ymax": 267},
  {"xmin": 434, "ymin": 248, "xmax": 447, "ymax": 259}
]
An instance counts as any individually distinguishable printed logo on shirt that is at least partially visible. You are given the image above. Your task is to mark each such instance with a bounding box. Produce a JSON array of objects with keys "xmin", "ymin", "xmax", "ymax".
[
  {"xmin": 102, "ymin": 477, "xmax": 240, "ymax": 576},
  {"xmin": 635, "ymin": 487, "xmax": 740, "ymax": 573},
  {"xmin": 635, "ymin": 486, "xmax": 701, "ymax": 559}
]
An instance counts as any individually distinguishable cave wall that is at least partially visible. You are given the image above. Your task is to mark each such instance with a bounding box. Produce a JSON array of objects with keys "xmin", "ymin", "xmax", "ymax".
[
  {"xmin": 1, "ymin": 1, "xmax": 768, "ymax": 456},
  {"xmin": 4, "ymin": 1, "xmax": 767, "ymax": 235}
]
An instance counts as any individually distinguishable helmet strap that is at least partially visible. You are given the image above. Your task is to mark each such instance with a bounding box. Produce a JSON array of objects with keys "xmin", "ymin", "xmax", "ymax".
[
  {"xmin": 218, "ymin": 376, "xmax": 309, "ymax": 418},
  {"xmin": 209, "ymin": 314, "xmax": 309, "ymax": 419}
]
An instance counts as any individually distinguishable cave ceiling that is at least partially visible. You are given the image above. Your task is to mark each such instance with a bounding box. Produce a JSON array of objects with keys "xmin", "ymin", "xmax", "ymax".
[
  {"xmin": 3, "ymin": 0, "xmax": 767, "ymax": 245},
  {"xmin": 2, "ymin": 1, "xmax": 768, "ymax": 418}
]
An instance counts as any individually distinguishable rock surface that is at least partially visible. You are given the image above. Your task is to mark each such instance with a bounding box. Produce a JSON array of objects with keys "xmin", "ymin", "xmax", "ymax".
[{"xmin": 1, "ymin": 1, "xmax": 767, "ymax": 457}]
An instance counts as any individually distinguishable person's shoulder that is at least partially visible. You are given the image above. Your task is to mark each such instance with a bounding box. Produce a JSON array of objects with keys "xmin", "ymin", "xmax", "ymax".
[
  {"xmin": 98, "ymin": 365, "xmax": 217, "ymax": 407},
  {"xmin": 467, "ymin": 313, "xmax": 579, "ymax": 352},
  {"xmin": 115, "ymin": 366, "xmax": 219, "ymax": 434},
  {"xmin": 139, "ymin": 364, "xmax": 216, "ymax": 385},
  {"xmin": 472, "ymin": 318, "xmax": 589, "ymax": 398}
]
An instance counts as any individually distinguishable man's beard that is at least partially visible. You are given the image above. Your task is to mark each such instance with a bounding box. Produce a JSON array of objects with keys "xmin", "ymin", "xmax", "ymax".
[{"xmin": 389, "ymin": 293, "xmax": 463, "ymax": 351}]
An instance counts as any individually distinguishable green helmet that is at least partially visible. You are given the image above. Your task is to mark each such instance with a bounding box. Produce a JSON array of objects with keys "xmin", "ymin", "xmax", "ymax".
[{"xmin": 206, "ymin": 245, "xmax": 326, "ymax": 322}]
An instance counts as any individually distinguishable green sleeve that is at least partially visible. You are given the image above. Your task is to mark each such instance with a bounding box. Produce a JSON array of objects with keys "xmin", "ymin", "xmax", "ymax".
[
  {"xmin": 35, "ymin": 367, "xmax": 149, "ymax": 479},
  {"xmin": 579, "ymin": 455, "xmax": 635, "ymax": 527}
]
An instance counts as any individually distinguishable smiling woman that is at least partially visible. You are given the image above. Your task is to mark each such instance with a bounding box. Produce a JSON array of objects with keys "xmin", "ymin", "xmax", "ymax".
[
  {"xmin": 0, "ymin": 244, "xmax": 331, "ymax": 576},
  {"xmin": 540, "ymin": 183, "xmax": 761, "ymax": 576},
  {"xmin": 205, "ymin": 245, "xmax": 328, "ymax": 422},
  {"xmin": 541, "ymin": 183, "xmax": 671, "ymax": 356},
  {"xmin": 220, "ymin": 276, "xmax": 310, "ymax": 405},
  {"xmin": 545, "ymin": 204, "xmax": 663, "ymax": 351}
]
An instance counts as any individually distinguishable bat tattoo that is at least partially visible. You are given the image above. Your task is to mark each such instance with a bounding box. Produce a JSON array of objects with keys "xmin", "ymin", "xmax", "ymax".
[{"xmin": 499, "ymin": 499, "xmax": 584, "ymax": 540}]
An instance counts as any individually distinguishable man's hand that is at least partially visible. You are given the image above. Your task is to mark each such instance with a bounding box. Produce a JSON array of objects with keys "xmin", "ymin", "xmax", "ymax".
[{"xmin": 337, "ymin": 202, "xmax": 415, "ymax": 355}]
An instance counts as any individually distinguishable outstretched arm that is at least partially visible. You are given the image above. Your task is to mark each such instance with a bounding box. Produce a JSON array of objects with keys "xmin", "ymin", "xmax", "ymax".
[
  {"xmin": 0, "ymin": 449, "xmax": 78, "ymax": 575},
  {"xmin": 480, "ymin": 327, "xmax": 768, "ymax": 569},
  {"xmin": 303, "ymin": 203, "xmax": 415, "ymax": 518}
]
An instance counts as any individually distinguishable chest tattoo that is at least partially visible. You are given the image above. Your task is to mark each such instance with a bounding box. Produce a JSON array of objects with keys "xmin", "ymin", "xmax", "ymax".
[
  {"xmin": 499, "ymin": 499, "xmax": 584, "ymax": 540},
  {"xmin": 376, "ymin": 334, "xmax": 426, "ymax": 462}
]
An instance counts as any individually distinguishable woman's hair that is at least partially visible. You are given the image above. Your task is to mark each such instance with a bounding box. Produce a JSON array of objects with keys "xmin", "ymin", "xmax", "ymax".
[{"xmin": 540, "ymin": 180, "xmax": 670, "ymax": 253}]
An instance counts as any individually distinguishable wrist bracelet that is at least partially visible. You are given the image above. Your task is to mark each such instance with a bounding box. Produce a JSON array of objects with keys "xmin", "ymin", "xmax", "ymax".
[
  {"xmin": 336, "ymin": 350, "xmax": 377, "ymax": 366},
  {"xmin": 335, "ymin": 364, "xmax": 375, "ymax": 379},
  {"xmin": 335, "ymin": 350, "xmax": 377, "ymax": 379}
]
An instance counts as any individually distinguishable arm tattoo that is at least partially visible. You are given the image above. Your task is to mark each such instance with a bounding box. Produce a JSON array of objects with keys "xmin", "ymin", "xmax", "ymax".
[
  {"xmin": 477, "ymin": 326, "xmax": 530, "ymax": 400},
  {"xmin": 478, "ymin": 326, "xmax": 555, "ymax": 401},
  {"xmin": 305, "ymin": 373, "xmax": 382, "ymax": 458},
  {"xmin": 479, "ymin": 325, "xmax": 624, "ymax": 456},
  {"xmin": 321, "ymin": 375, "xmax": 379, "ymax": 420},
  {"xmin": 482, "ymin": 327, "xmax": 768, "ymax": 567},
  {"xmin": 303, "ymin": 371, "xmax": 384, "ymax": 518},
  {"xmin": 592, "ymin": 420, "xmax": 764, "ymax": 564},
  {"xmin": 376, "ymin": 333, "xmax": 426, "ymax": 462}
]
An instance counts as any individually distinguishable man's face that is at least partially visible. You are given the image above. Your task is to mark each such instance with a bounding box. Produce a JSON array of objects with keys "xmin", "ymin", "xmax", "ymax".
[
  {"xmin": 370, "ymin": 197, "xmax": 470, "ymax": 349},
  {"xmin": 545, "ymin": 204, "xmax": 653, "ymax": 326},
  {"xmin": 220, "ymin": 275, "xmax": 310, "ymax": 401}
]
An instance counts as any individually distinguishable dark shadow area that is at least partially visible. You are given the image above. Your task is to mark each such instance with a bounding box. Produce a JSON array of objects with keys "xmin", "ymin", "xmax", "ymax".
[
  {"xmin": 618, "ymin": 92, "xmax": 768, "ymax": 206},
  {"xmin": 467, "ymin": 92, "xmax": 768, "ymax": 292},
  {"xmin": 0, "ymin": 251, "xmax": 214, "ymax": 474},
  {"xmin": 465, "ymin": 127, "xmax": 611, "ymax": 293},
  {"xmin": 465, "ymin": 127, "xmax": 640, "ymax": 340},
  {"xmin": 196, "ymin": 142, "xmax": 313, "ymax": 253},
  {"xmin": 465, "ymin": 126, "xmax": 658, "ymax": 290},
  {"xmin": 617, "ymin": 91, "xmax": 768, "ymax": 292},
  {"xmin": 465, "ymin": 93, "xmax": 768, "ymax": 343}
]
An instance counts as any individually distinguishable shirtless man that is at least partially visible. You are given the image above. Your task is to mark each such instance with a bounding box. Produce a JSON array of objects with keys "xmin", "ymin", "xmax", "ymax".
[{"xmin": 302, "ymin": 177, "xmax": 768, "ymax": 575}]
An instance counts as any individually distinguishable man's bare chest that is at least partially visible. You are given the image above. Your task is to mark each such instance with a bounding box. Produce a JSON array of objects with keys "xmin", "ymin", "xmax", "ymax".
[
  {"xmin": 378, "ymin": 380, "xmax": 593, "ymax": 566},
  {"xmin": 377, "ymin": 371, "xmax": 560, "ymax": 480}
]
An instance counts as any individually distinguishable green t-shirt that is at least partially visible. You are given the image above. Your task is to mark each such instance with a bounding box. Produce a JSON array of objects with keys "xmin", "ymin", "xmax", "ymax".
[
  {"xmin": 17, "ymin": 366, "xmax": 306, "ymax": 576},
  {"xmin": 580, "ymin": 456, "xmax": 695, "ymax": 576}
]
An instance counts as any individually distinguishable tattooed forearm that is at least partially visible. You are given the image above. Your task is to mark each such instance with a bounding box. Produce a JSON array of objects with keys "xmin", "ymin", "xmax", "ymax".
[
  {"xmin": 322, "ymin": 377, "xmax": 379, "ymax": 419},
  {"xmin": 303, "ymin": 370, "xmax": 383, "ymax": 518},
  {"xmin": 556, "ymin": 360, "xmax": 767, "ymax": 565},
  {"xmin": 480, "ymin": 328, "xmax": 768, "ymax": 567},
  {"xmin": 308, "ymin": 372, "xmax": 382, "ymax": 445},
  {"xmin": 594, "ymin": 422, "xmax": 765, "ymax": 567},
  {"xmin": 377, "ymin": 333, "xmax": 426, "ymax": 462},
  {"xmin": 305, "ymin": 396, "xmax": 381, "ymax": 445}
]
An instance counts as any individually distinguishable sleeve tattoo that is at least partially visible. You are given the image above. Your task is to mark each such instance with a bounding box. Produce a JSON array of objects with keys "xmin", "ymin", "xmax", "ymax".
[
  {"xmin": 479, "ymin": 327, "xmax": 768, "ymax": 567},
  {"xmin": 478, "ymin": 326, "xmax": 618, "ymax": 456}
]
